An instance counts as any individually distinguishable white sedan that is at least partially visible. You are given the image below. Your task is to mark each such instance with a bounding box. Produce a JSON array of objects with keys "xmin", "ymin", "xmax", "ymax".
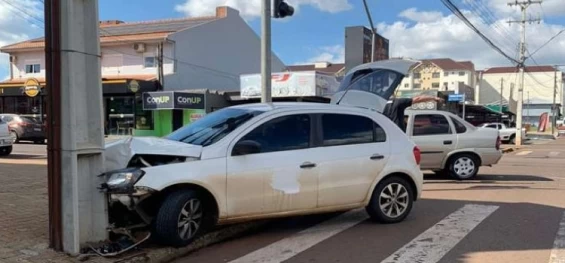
[{"xmin": 101, "ymin": 102, "xmax": 423, "ymax": 247}]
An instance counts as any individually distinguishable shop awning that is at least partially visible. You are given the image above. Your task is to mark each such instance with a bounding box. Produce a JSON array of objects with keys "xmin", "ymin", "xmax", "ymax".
[{"xmin": 0, "ymin": 74, "xmax": 156, "ymax": 88}]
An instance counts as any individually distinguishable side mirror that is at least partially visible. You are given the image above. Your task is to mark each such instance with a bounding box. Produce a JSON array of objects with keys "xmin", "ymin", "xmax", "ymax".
[{"xmin": 232, "ymin": 140, "xmax": 261, "ymax": 156}]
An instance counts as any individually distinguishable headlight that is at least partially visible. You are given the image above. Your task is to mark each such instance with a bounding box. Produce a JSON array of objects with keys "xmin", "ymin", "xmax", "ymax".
[{"xmin": 103, "ymin": 168, "xmax": 145, "ymax": 192}]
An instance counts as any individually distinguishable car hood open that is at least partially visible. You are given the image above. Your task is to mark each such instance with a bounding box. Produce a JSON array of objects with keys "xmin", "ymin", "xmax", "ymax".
[
  {"xmin": 104, "ymin": 136, "xmax": 202, "ymax": 172},
  {"xmin": 331, "ymin": 59, "xmax": 420, "ymax": 112}
]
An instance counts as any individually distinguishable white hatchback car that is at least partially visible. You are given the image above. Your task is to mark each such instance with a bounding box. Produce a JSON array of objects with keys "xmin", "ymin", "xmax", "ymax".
[{"xmin": 102, "ymin": 102, "xmax": 423, "ymax": 247}]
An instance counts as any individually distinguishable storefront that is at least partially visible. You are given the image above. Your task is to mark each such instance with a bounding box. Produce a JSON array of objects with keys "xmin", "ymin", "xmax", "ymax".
[
  {"xmin": 0, "ymin": 77, "xmax": 160, "ymax": 136},
  {"xmin": 137, "ymin": 90, "xmax": 231, "ymax": 137}
]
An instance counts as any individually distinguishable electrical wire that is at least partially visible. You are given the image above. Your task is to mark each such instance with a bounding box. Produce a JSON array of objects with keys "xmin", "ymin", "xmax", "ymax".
[
  {"xmin": 441, "ymin": 0, "xmax": 520, "ymax": 65},
  {"xmin": 528, "ymin": 29, "xmax": 565, "ymax": 58}
]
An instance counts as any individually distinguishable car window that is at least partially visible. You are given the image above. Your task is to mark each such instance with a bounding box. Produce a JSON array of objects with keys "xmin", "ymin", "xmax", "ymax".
[
  {"xmin": 337, "ymin": 69, "xmax": 403, "ymax": 101},
  {"xmin": 450, "ymin": 117, "xmax": 467, "ymax": 134},
  {"xmin": 321, "ymin": 113, "xmax": 384, "ymax": 146},
  {"xmin": 413, "ymin": 114, "xmax": 452, "ymax": 136},
  {"xmin": 238, "ymin": 114, "xmax": 310, "ymax": 154},
  {"xmin": 485, "ymin": 124, "xmax": 497, "ymax": 129},
  {"xmin": 2, "ymin": 116, "xmax": 13, "ymax": 122},
  {"xmin": 497, "ymin": 124, "xmax": 502, "ymax": 130}
]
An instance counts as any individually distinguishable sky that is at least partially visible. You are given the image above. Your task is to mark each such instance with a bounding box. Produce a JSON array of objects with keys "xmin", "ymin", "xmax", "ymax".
[{"xmin": 1, "ymin": 0, "xmax": 565, "ymax": 80}]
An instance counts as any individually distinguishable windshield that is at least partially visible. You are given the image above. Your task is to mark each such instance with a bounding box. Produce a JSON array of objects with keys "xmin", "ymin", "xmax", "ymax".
[{"xmin": 165, "ymin": 107, "xmax": 265, "ymax": 146}]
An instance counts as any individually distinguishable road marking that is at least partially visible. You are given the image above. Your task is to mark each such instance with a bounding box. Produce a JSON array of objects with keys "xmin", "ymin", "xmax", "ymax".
[
  {"xmin": 516, "ymin": 150, "xmax": 533, "ymax": 156},
  {"xmin": 381, "ymin": 204, "xmax": 499, "ymax": 263},
  {"xmin": 548, "ymin": 152, "xmax": 561, "ymax": 157},
  {"xmin": 11, "ymin": 152, "xmax": 47, "ymax": 156},
  {"xmin": 228, "ymin": 209, "xmax": 367, "ymax": 263},
  {"xmin": 549, "ymin": 211, "xmax": 565, "ymax": 263}
]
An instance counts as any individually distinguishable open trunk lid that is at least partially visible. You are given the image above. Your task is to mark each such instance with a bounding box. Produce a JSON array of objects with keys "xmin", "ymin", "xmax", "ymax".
[{"xmin": 331, "ymin": 59, "xmax": 420, "ymax": 112}]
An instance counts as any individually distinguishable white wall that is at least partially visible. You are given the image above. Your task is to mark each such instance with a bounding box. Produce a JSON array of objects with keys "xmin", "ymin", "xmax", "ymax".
[
  {"xmin": 165, "ymin": 9, "xmax": 286, "ymax": 91},
  {"xmin": 11, "ymin": 51, "xmax": 46, "ymax": 79},
  {"xmin": 398, "ymin": 70, "xmax": 475, "ymax": 92},
  {"xmin": 480, "ymin": 71, "xmax": 563, "ymax": 107},
  {"xmin": 8, "ymin": 43, "xmax": 175, "ymax": 80}
]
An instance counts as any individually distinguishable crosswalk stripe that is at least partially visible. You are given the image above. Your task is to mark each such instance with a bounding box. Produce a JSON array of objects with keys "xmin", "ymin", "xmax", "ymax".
[
  {"xmin": 228, "ymin": 209, "xmax": 367, "ymax": 263},
  {"xmin": 381, "ymin": 204, "xmax": 499, "ymax": 263},
  {"xmin": 549, "ymin": 211, "xmax": 565, "ymax": 263},
  {"xmin": 516, "ymin": 150, "xmax": 533, "ymax": 156}
]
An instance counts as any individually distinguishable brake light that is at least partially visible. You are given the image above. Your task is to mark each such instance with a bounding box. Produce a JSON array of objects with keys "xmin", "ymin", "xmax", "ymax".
[
  {"xmin": 413, "ymin": 146, "xmax": 421, "ymax": 165},
  {"xmin": 496, "ymin": 136, "xmax": 501, "ymax": 150}
]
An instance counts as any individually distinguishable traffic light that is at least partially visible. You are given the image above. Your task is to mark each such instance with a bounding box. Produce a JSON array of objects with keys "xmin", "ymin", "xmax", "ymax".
[{"xmin": 274, "ymin": 0, "xmax": 294, "ymax": 18}]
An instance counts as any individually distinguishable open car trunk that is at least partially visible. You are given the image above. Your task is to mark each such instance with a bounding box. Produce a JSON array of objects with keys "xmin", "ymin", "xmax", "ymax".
[{"xmin": 330, "ymin": 59, "xmax": 420, "ymax": 112}]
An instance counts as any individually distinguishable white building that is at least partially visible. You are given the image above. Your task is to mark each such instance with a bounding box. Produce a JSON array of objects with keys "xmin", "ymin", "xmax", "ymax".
[
  {"xmin": 399, "ymin": 58, "xmax": 476, "ymax": 97},
  {"xmin": 478, "ymin": 65, "xmax": 564, "ymax": 125},
  {"xmin": 0, "ymin": 6, "xmax": 285, "ymax": 136}
]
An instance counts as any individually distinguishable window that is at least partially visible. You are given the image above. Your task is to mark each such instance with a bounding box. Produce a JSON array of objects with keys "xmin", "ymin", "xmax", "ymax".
[
  {"xmin": 413, "ymin": 73, "xmax": 421, "ymax": 79},
  {"xmin": 413, "ymin": 84, "xmax": 421, "ymax": 89},
  {"xmin": 134, "ymin": 94, "xmax": 154, "ymax": 131},
  {"xmin": 336, "ymin": 69, "xmax": 402, "ymax": 100},
  {"xmin": 321, "ymin": 114, "xmax": 384, "ymax": 146},
  {"xmin": 432, "ymin": 82, "xmax": 440, "ymax": 88},
  {"xmin": 444, "ymin": 72, "xmax": 449, "ymax": 77},
  {"xmin": 432, "ymin": 72, "xmax": 440, "ymax": 78},
  {"xmin": 144, "ymin": 56, "xmax": 156, "ymax": 68},
  {"xmin": 25, "ymin": 64, "xmax": 40, "ymax": 73},
  {"xmin": 404, "ymin": 83, "xmax": 409, "ymax": 88},
  {"xmin": 485, "ymin": 124, "xmax": 497, "ymax": 129},
  {"xmin": 459, "ymin": 71, "xmax": 465, "ymax": 76},
  {"xmin": 413, "ymin": 114, "xmax": 452, "ymax": 136},
  {"xmin": 450, "ymin": 117, "xmax": 467, "ymax": 133},
  {"xmin": 238, "ymin": 114, "xmax": 310, "ymax": 154},
  {"xmin": 443, "ymin": 82, "xmax": 448, "ymax": 89}
]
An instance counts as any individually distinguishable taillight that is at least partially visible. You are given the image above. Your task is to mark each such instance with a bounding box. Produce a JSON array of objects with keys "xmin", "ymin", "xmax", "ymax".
[
  {"xmin": 413, "ymin": 146, "xmax": 421, "ymax": 165},
  {"xmin": 496, "ymin": 136, "xmax": 501, "ymax": 150}
]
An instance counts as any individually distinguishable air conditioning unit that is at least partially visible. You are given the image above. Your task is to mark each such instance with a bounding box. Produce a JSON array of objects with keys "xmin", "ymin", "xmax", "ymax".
[
  {"xmin": 9, "ymin": 55, "xmax": 16, "ymax": 63},
  {"xmin": 133, "ymin": 43, "xmax": 146, "ymax": 53}
]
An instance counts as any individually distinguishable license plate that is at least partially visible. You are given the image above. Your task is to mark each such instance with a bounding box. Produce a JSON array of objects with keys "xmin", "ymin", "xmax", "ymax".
[{"xmin": 34, "ymin": 128, "xmax": 41, "ymax": 131}]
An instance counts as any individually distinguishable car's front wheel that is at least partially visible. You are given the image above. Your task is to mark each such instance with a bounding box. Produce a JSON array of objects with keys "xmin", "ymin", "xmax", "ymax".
[
  {"xmin": 366, "ymin": 176, "xmax": 414, "ymax": 223},
  {"xmin": 153, "ymin": 190, "xmax": 208, "ymax": 247}
]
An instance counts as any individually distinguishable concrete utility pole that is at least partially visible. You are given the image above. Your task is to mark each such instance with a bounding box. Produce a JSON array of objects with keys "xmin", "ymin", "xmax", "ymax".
[
  {"xmin": 261, "ymin": 0, "xmax": 272, "ymax": 103},
  {"xmin": 553, "ymin": 69, "xmax": 557, "ymax": 135},
  {"xmin": 508, "ymin": 0, "xmax": 542, "ymax": 145},
  {"xmin": 45, "ymin": 0, "xmax": 108, "ymax": 254}
]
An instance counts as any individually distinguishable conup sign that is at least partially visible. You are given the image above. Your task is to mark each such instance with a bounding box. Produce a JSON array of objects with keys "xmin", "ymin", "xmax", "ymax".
[{"xmin": 142, "ymin": 91, "xmax": 205, "ymax": 110}]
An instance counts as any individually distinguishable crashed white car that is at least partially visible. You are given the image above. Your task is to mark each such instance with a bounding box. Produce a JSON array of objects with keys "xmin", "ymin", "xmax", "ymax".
[{"xmin": 101, "ymin": 59, "xmax": 423, "ymax": 248}]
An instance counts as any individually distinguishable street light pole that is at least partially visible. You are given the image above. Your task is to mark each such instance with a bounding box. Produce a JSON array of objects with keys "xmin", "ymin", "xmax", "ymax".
[{"xmin": 261, "ymin": 0, "xmax": 272, "ymax": 103}]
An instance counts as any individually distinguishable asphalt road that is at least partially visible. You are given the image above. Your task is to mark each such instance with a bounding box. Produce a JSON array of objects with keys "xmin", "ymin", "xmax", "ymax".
[{"xmin": 173, "ymin": 139, "xmax": 565, "ymax": 263}]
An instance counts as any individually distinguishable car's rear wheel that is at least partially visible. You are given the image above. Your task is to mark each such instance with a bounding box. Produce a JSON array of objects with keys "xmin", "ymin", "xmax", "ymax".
[
  {"xmin": 153, "ymin": 190, "xmax": 208, "ymax": 247},
  {"xmin": 366, "ymin": 176, "xmax": 413, "ymax": 223},
  {"xmin": 10, "ymin": 131, "xmax": 18, "ymax": 143},
  {"xmin": 447, "ymin": 154, "xmax": 479, "ymax": 180},
  {"xmin": 0, "ymin": 146, "xmax": 12, "ymax": 156}
]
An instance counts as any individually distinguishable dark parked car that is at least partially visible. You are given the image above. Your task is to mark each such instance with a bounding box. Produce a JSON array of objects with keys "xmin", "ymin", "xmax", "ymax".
[{"xmin": 0, "ymin": 114, "xmax": 46, "ymax": 144}]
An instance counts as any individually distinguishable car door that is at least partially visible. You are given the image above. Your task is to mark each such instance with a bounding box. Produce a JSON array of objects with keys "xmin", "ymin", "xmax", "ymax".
[
  {"xmin": 226, "ymin": 113, "xmax": 318, "ymax": 217},
  {"xmin": 408, "ymin": 113, "xmax": 456, "ymax": 169},
  {"xmin": 309, "ymin": 112, "xmax": 390, "ymax": 207}
]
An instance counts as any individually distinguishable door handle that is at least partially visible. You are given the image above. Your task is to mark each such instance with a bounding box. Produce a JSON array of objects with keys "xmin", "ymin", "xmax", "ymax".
[
  {"xmin": 370, "ymin": 154, "xmax": 385, "ymax": 160},
  {"xmin": 443, "ymin": 140, "xmax": 453, "ymax": 145},
  {"xmin": 300, "ymin": 162, "xmax": 316, "ymax": 169}
]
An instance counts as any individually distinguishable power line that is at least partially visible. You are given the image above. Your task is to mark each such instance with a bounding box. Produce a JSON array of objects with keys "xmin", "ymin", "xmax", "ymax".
[
  {"xmin": 441, "ymin": 0, "xmax": 520, "ymax": 65},
  {"xmin": 528, "ymin": 29, "xmax": 565, "ymax": 58}
]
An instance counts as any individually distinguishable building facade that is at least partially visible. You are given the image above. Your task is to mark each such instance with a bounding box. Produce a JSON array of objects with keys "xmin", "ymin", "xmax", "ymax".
[
  {"xmin": 0, "ymin": 6, "xmax": 285, "ymax": 137},
  {"xmin": 399, "ymin": 59, "xmax": 476, "ymax": 97},
  {"xmin": 478, "ymin": 66, "xmax": 564, "ymax": 126}
]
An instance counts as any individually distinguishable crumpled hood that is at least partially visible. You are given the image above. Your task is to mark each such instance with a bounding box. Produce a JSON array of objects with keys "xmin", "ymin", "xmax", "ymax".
[{"xmin": 103, "ymin": 136, "xmax": 202, "ymax": 172}]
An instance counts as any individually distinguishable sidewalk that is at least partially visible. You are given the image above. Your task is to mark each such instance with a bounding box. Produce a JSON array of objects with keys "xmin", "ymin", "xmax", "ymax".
[{"xmin": 0, "ymin": 162, "xmax": 264, "ymax": 263}]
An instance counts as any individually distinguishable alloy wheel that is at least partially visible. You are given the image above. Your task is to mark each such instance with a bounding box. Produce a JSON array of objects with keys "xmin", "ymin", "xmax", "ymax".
[
  {"xmin": 177, "ymin": 199, "xmax": 203, "ymax": 241},
  {"xmin": 453, "ymin": 157, "xmax": 476, "ymax": 179},
  {"xmin": 379, "ymin": 183, "xmax": 409, "ymax": 218}
]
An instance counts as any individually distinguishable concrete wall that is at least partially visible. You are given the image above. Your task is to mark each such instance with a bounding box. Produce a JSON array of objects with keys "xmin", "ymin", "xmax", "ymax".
[{"xmin": 165, "ymin": 8, "xmax": 286, "ymax": 91}]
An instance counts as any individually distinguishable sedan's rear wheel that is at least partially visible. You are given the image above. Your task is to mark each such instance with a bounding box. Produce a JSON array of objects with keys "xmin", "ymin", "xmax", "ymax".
[
  {"xmin": 154, "ymin": 190, "xmax": 208, "ymax": 247},
  {"xmin": 0, "ymin": 146, "xmax": 12, "ymax": 156},
  {"xmin": 366, "ymin": 176, "xmax": 413, "ymax": 223},
  {"xmin": 448, "ymin": 154, "xmax": 479, "ymax": 180}
]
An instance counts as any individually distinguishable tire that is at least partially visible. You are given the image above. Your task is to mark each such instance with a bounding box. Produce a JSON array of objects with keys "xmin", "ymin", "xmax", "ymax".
[
  {"xmin": 0, "ymin": 146, "xmax": 12, "ymax": 156},
  {"xmin": 34, "ymin": 139, "xmax": 44, "ymax": 144},
  {"xmin": 447, "ymin": 154, "xmax": 479, "ymax": 180},
  {"xmin": 153, "ymin": 190, "xmax": 210, "ymax": 247},
  {"xmin": 10, "ymin": 131, "xmax": 18, "ymax": 143},
  {"xmin": 509, "ymin": 134, "xmax": 516, "ymax": 144},
  {"xmin": 366, "ymin": 176, "xmax": 414, "ymax": 224}
]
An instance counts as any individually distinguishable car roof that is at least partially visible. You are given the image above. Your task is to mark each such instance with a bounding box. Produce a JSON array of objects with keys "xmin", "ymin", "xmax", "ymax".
[{"xmin": 230, "ymin": 102, "xmax": 376, "ymax": 114}]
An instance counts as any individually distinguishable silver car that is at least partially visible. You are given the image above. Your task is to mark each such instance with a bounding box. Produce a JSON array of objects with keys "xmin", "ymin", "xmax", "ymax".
[{"xmin": 404, "ymin": 109, "xmax": 502, "ymax": 180}]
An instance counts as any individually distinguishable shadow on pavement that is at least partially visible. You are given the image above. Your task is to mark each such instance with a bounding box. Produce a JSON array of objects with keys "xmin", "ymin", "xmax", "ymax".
[
  {"xmin": 2, "ymin": 154, "xmax": 46, "ymax": 159},
  {"xmin": 424, "ymin": 173, "xmax": 553, "ymax": 182}
]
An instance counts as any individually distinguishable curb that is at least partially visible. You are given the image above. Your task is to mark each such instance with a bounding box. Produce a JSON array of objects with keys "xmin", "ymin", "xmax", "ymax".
[{"xmin": 502, "ymin": 147, "xmax": 517, "ymax": 153}]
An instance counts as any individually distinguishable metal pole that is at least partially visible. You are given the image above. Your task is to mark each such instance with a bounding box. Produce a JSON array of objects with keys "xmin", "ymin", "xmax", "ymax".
[
  {"xmin": 261, "ymin": 0, "xmax": 272, "ymax": 103},
  {"xmin": 362, "ymin": 0, "xmax": 377, "ymax": 62},
  {"xmin": 553, "ymin": 69, "xmax": 557, "ymax": 135},
  {"xmin": 44, "ymin": 0, "xmax": 63, "ymax": 251},
  {"xmin": 500, "ymin": 78, "xmax": 504, "ymax": 113},
  {"xmin": 371, "ymin": 32, "xmax": 376, "ymax": 62},
  {"xmin": 463, "ymin": 93, "xmax": 466, "ymax": 120},
  {"xmin": 527, "ymin": 91, "xmax": 530, "ymax": 124}
]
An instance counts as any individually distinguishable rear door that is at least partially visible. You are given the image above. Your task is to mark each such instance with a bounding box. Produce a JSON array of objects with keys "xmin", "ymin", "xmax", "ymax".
[
  {"xmin": 408, "ymin": 113, "xmax": 456, "ymax": 169},
  {"xmin": 310, "ymin": 112, "xmax": 389, "ymax": 207}
]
